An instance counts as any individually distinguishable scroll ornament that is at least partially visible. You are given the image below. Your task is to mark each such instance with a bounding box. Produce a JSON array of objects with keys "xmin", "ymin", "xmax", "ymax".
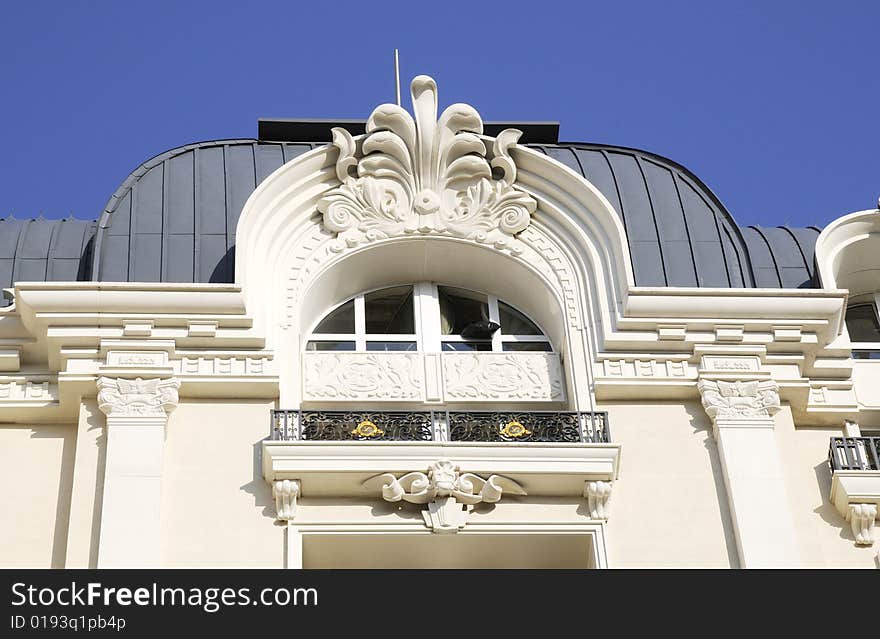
[
  {"xmin": 318, "ymin": 75, "xmax": 537, "ymax": 255},
  {"xmin": 363, "ymin": 459, "xmax": 526, "ymax": 533}
]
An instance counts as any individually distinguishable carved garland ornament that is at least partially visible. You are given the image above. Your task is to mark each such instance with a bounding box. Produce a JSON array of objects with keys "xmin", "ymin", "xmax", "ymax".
[
  {"xmin": 363, "ymin": 459, "xmax": 526, "ymax": 533},
  {"xmin": 318, "ymin": 75, "xmax": 537, "ymax": 254}
]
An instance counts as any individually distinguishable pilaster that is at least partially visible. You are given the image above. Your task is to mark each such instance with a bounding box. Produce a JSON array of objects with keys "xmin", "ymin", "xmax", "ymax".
[
  {"xmin": 96, "ymin": 376, "xmax": 179, "ymax": 567},
  {"xmin": 697, "ymin": 355, "xmax": 801, "ymax": 567}
]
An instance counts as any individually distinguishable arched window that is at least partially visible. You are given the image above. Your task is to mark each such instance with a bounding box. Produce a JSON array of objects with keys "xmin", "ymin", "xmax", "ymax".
[{"xmin": 306, "ymin": 283, "xmax": 552, "ymax": 353}]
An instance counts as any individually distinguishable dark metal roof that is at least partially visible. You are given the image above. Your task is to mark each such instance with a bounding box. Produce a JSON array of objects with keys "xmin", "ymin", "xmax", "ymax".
[
  {"xmin": 258, "ymin": 119, "xmax": 561, "ymax": 145},
  {"xmin": 91, "ymin": 140, "xmax": 321, "ymax": 283},
  {"xmin": 1, "ymin": 136, "xmax": 823, "ymax": 291},
  {"xmin": 741, "ymin": 225, "xmax": 821, "ymax": 288},
  {"xmin": 533, "ymin": 143, "xmax": 756, "ymax": 287},
  {"xmin": 0, "ymin": 216, "xmax": 96, "ymax": 304}
]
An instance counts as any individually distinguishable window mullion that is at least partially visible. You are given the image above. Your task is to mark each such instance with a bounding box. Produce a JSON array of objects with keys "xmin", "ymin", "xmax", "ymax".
[
  {"xmin": 488, "ymin": 295, "xmax": 502, "ymax": 352},
  {"xmin": 418, "ymin": 282, "xmax": 441, "ymax": 352},
  {"xmin": 354, "ymin": 294, "xmax": 366, "ymax": 351}
]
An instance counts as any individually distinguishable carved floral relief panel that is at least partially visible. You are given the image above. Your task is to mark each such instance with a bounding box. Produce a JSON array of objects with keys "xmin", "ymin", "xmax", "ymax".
[
  {"xmin": 303, "ymin": 352, "xmax": 424, "ymax": 401},
  {"xmin": 442, "ymin": 352, "xmax": 564, "ymax": 401},
  {"xmin": 301, "ymin": 351, "xmax": 565, "ymax": 403}
]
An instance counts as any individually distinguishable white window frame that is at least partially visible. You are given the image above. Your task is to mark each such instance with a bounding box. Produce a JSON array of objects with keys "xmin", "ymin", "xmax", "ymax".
[
  {"xmin": 306, "ymin": 282, "xmax": 552, "ymax": 353},
  {"xmin": 847, "ymin": 295, "xmax": 880, "ymax": 356}
]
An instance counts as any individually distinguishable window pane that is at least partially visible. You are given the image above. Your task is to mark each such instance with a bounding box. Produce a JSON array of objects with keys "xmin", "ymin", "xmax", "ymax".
[
  {"xmin": 498, "ymin": 301, "xmax": 543, "ymax": 335},
  {"xmin": 502, "ymin": 341, "xmax": 552, "ymax": 352},
  {"xmin": 846, "ymin": 305, "xmax": 880, "ymax": 342},
  {"xmin": 364, "ymin": 286, "xmax": 415, "ymax": 334},
  {"xmin": 442, "ymin": 341, "xmax": 493, "ymax": 352},
  {"xmin": 306, "ymin": 341, "xmax": 356, "ymax": 351},
  {"xmin": 313, "ymin": 299, "xmax": 355, "ymax": 334},
  {"xmin": 366, "ymin": 341, "xmax": 417, "ymax": 351},
  {"xmin": 438, "ymin": 286, "xmax": 488, "ymax": 335}
]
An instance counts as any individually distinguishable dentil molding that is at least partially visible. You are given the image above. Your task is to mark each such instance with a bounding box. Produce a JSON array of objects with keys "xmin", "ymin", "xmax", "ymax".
[
  {"xmin": 318, "ymin": 75, "xmax": 537, "ymax": 255},
  {"xmin": 96, "ymin": 376, "xmax": 181, "ymax": 418},
  {"xmin": 362, "ymin": 459, "xmax": 527, "ymax": 533}
]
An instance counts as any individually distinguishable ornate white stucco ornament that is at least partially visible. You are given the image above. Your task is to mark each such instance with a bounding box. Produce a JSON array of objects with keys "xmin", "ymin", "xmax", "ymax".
[
  {"xmin": 697, "ymin": 378, "xmax": 781, "ymax": 420},
  {"xmin": 849, "ymin": 503, "xmax": 877, "ymax": 546},
  {"xmin": 273, "ymin": 479, "xmax": 301, "ymax": 521},
  {"xmin": 97, "ymin": 376, "xmax": 180, "ymax": 418},
  {"xmin": 318, "ymin": 75, "xmax": 537, "ymax": 254},
  {"xmin": 363, "ymin": 459, "xmax": 527, "ymax": 533}
]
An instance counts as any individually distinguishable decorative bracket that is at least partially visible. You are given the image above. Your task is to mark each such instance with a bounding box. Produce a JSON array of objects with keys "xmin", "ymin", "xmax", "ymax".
[
  {"xmin": 273, "ymin": 479, "xmax": 301, "ymax": 521},
  {"xmin": 363, "ymin": 459, "xmax": 526, "ymax": 533},
  {"xmin": 584, "ymin": 481, "xmax": 612, "ymax": 520},
  {"xmin": 849, "ymin": 503, "xmax": 877, "ymax": 546}
]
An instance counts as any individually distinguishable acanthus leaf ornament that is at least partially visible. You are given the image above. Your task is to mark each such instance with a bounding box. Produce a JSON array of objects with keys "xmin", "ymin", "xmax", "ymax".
[
  {"xmin": 317, "ymin": 75, "xmax": 537, "ymax": 254},
  {"xmin": 97, "ymin": 376, "xmax": 180, "ymax": 418},
  {"xmin": 697, "ymin": 378, "xmax": 781, "ymax": 420}
]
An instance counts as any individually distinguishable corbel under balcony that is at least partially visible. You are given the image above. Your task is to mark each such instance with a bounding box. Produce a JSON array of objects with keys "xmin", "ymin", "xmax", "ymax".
[{"xmin": 828, "ymin": 437, "xmax": 880, "ymax": 546}]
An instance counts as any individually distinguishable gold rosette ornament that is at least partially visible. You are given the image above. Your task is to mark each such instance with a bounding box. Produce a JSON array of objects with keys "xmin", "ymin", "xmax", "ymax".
[
  {"xmin": 352, "ymin": 420, "xmax": 384, "ymax": 438},
  {"xmin": 500, "ymin": 420, "xmax": 531, "ymax": 438}
]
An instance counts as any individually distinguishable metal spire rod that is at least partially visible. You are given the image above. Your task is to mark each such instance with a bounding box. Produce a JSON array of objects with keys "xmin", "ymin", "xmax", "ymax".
[{"xmin": 394, "ymin": 49, "xmax": 401, "ymax": 106}]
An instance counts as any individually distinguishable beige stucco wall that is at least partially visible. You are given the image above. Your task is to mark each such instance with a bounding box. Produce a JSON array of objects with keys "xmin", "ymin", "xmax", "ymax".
[
  {"xmin": 775, "ymin": 407, "xmax": 878, "ymax": 567},
  {"xmin": 0, "ymin": 421, "xmax": 76, "ymax": 567},
  {"xmin": 600, "ymin": 401, "xmax": 738, "ymax": 568},
  {"xmin": 63, "ymin": 400, "xmax": 106, "ymax": 568},
  {"xmin": 159, "ymin": 399, "xmax": 283, "ymax": 567}
]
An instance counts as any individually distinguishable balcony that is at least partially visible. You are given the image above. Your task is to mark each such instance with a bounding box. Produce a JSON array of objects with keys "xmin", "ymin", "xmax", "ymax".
[
  {"xmin": 262, "ymin": 408, "xmax": 621, "ymax": 520},
  {"xmin": 829, "ymin": 437, "xmax": 880, "ymax": 471},
  {"xmin": 270, "ymin": 409, "xmax": 610, "ymax": 443},
  {"xmin": 828, "ymin": 437, "xmax": 880, "ymax": 545}
]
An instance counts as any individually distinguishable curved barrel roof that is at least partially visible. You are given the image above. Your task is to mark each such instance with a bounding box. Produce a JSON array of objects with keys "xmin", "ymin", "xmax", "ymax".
[{"xmin": 0, "ymin": 138, "xmax": 821, "ymax": 295}]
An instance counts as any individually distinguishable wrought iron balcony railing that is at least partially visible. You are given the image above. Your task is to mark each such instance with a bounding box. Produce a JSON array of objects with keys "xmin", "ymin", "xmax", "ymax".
[
  {"xmin": 828, "ymin": 437, "xmax": 880, "ymax": 471},
  {"xmin": 271, "ymin": 409, "xmax": 610, "ymax": 444}
]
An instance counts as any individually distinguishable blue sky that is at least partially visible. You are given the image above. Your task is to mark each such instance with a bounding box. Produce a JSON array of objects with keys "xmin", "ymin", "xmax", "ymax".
[{"xmin": 0, "ymin": 1, "xmax": 877, "ymax": 228}]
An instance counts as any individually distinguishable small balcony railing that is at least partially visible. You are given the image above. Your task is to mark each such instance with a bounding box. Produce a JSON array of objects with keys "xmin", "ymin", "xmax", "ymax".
[
  {"xmin": 828, "ymin": 437, "xmax": 880, "ymax": 471},
  {"xmin": 271, "ymin": 409, "xmax": 610, "ymax": 444}
]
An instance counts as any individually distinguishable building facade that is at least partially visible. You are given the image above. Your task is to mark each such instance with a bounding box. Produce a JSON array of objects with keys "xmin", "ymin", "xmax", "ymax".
[{"xmin": 1, "ymin": 76, "xmax": 878, "ymax": 568}]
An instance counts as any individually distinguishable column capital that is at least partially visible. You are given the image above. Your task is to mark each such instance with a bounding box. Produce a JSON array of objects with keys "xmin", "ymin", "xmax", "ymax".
[
  {"xmin": 97, "ymin": 376, "xmax": 180, "ymax": 418},
  {"xmin": 697, "ymin": 378, "xmax": 780, "ymax": 422}
]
